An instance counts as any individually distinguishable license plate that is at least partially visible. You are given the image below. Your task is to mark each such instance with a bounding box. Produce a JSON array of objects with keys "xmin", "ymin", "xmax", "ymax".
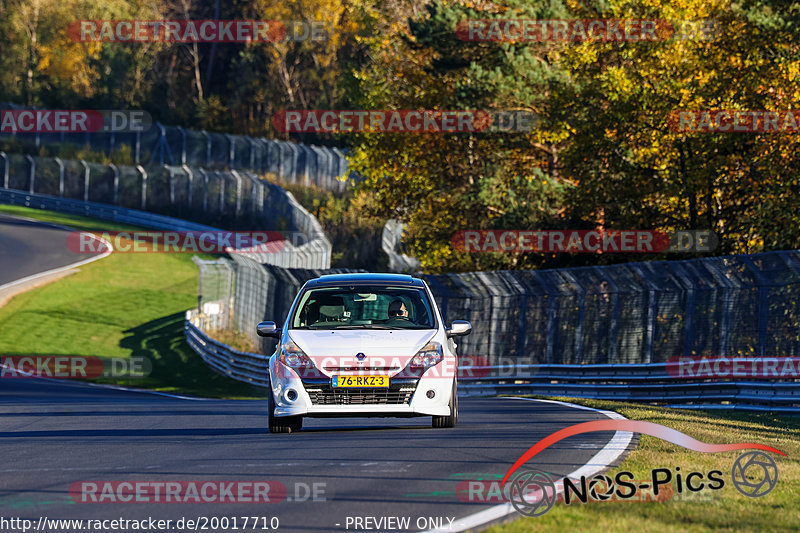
[{"xmin": 332, "ymin": 375, "xmax": 389, "ymax": 388}]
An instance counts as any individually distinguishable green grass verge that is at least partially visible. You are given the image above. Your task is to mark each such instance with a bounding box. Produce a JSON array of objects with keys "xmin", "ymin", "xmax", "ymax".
[
  {"xmin": 486, "ymin": 397, "xmax": 799, "ymax": 533},
  {"xmin": 0, "ymin": 204, "xmax": 266, "ymax": 399}
]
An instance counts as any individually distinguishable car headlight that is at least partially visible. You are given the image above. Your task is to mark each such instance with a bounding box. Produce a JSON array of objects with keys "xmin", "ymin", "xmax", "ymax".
[
  {"xmin": 408, "ymin": 341, "xmax": 443, "ymax": 369},
  {"xmin": 278, "ymin": 340, "xmax": 315, "ymax": 368}
]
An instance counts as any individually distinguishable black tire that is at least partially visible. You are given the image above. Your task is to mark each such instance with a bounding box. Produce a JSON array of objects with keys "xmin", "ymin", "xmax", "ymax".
[
  {"xmin": 432, "ymin": 380, "xmax": 458, "ymax": 428},
  {"xmin": 268, "ymin": 391, "xmax": 303, "ymax": 433}
]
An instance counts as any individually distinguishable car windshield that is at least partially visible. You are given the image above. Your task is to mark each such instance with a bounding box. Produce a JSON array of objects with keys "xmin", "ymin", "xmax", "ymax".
[{"xmin": 290, "ymin": 285, "xmax": 436, "ymax": 330}]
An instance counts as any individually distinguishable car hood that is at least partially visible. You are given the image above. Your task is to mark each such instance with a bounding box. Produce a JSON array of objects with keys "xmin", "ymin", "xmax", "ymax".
[{"xmin": 287, "ymin": 329, "xmax": 437, "ymax": 374}]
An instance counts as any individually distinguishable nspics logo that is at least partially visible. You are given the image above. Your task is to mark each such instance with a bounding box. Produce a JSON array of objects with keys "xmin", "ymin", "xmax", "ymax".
[{"xmin": 491, "ymin": 420, "xmax": 784, "ymax": 517}]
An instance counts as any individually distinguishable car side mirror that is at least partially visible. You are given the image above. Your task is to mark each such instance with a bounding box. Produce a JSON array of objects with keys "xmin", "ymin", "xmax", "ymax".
[
  {"xmin": 446, "ymin": 320, "xmax": 472, "ymax": 337},
  {"xmin": 256, "ymin": 321, "xmax": 281, "ymax": 338}
]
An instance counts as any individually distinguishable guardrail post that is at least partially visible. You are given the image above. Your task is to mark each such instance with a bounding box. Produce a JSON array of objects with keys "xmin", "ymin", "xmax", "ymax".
[
  {"xmin": 26, "ymin": 155, "xmax": 35, "ymax": 194},
  {"xmin": 109, "ymin": 163, "xmax": 119, "ymax": 204},
  {"xmin": 137, "ymin": 165, "xmax": 148, "ymax": 210},
  {"xmin": 0, "ymin": 151, "xmax": 8, "ymax": 189},
  {"xmin": 54, "ymin": 157, "xmax": 65, "ymax": 197},
  {"xmin": 80, "ymin": 160, "xmax": 89, "ymax": 201}
]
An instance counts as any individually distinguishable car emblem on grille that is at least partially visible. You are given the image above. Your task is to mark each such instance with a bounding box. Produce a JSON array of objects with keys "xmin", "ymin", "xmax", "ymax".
[{"xmin": 356, "ymin": 352, "xmax": 366, "ymax": 361}]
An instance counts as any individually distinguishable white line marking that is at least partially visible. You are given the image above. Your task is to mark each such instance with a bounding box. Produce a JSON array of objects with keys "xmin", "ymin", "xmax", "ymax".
[
  {"xmin": 0, "ymin": 213, "xmax": 112, "ymax": 293},
  {"xmin": 423, "ymin": 397, "xmax": 635, "ymax": 533}
]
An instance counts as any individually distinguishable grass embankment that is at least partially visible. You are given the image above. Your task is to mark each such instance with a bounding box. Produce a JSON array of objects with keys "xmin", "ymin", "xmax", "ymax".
[
  {"xmin": 0, "ymin": 204, "xmax": 265, "ymax": 398},
  {"xmin": 487, "ymin": 398, "xmax": 799, "ymax": 533}
]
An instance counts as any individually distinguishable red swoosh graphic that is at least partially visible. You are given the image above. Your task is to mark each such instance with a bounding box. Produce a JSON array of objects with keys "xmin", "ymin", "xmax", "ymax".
[{"xmin": 501, "ymin": 420, "xmax": 785, "ymax": 486}]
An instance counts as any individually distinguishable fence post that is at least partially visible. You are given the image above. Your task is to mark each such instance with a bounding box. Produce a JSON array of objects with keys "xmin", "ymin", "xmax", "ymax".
[
  {"xmin": 247, "ymin": 136, "xmax": 256, "ymax": 170},
  {"xmin": 741, "ymin": 256, "xmax": 770, "ymax": 358},
  {"xmin": 80, "ymin": 160, "xmax": 89, "ymax": 201},
  {"xmin": 777, "ymin": 252, "xmax": 800, "ymax": 357},
  {"xmin": 202, "ymin": 130, "xmax": 211, "ymax": 166},
  {"xmin": 25, "ymin": 155, "xmax": 35, "ymax": 194},
  {"xmin": 630, "ymin": 264, "xmax": 658, "ymax": 364},
  {"xmin": 137, "ymin": 165, "xmax": 148, "ymax": 210},
  {"xmin": 542, "ymin": 276, "xmax": 559, "ymax": 364},
  {"xmin": 671, "ymin": 263, "xmax": 696, "ymax": 358},
  {"xmin": 226, "ymin": 134, "xmax": 235, "ymax": 169},
  {"xmin": 54, "ymin": 157, "xmax": 65, "ymax": 197},
  {"xmin": 198, "ymin": 168, "xmax": 208, "ymax": 212},
  {"xmin": 219, "ymin": 171, "xmax": 225, "ymax": 214},
  {"xmin": 0, "ymin": 151, "xmax": 8, "ymax": 189},
  {"xmin": 563, "ymin": 272, "xmax": 586, "ymax": 364},
  {"xmin": 157, "ymin": 122, "xmax": 166, "ymax": 165},
  {"xmin": 231, "ymin": 170, "xmax": 243, "ymax": 218},
  {"xmin": 183, "ymin": 164, "xmax": 194, "ymax": 208},
  {"xmin": 167, "ymin": 165, "xmax": 175, "ymax": 205},
  {"xmin": 593, "ymin": 266, "xmax": 620, "ymax": 364},
  {"xmin": 177, "ymin": 126, "xmax": 187, "ymax": 165},
  {"xmin": 109, "ymin": 163, "xmax": 119, "ymax": 204}
]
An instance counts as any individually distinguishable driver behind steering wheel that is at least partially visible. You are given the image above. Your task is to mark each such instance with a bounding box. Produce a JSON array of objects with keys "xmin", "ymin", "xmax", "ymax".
[{"xmin": 387, "ymin": 299, "xmax": 411, "ymax": 321}]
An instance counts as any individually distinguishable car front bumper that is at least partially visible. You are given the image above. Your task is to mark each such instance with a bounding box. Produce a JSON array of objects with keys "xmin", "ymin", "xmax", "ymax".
[{"xmin": 270, "ymin": 364, "xmax": 453, "ymax": 418}]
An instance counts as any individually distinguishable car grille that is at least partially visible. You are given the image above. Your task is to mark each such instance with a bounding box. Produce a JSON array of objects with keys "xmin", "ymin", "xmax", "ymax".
[{"xmin": 302, "ymin": 380, "xmax": 417, "ymax": 405}]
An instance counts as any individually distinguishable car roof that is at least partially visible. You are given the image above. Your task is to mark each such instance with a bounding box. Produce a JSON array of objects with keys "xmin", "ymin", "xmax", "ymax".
[{"xmin": 306, "ymin": 273, "xmax": 426, "ymax": 288}]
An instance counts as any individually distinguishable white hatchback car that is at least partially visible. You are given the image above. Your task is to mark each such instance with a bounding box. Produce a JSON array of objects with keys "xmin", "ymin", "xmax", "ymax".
[{"xmin": 257, "ymin": 273, "xmax": 472, "ymax": 433}]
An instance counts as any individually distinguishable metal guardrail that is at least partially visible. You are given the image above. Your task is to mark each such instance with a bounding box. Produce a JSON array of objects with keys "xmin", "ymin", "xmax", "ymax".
[
  {"xmin": 185, "ymin": 319, "xmax": 270, "ymax": 387},
  {"xmin": 0, "ymin": 187, "xmax": 330, "ymax": 267},
  {"xmin": 182, "ymin": 320, "xmax": 800, "ymax": 411},
  {"xmin": 0, "ymin": 187, "xmax": 218, "ymax": 232}
]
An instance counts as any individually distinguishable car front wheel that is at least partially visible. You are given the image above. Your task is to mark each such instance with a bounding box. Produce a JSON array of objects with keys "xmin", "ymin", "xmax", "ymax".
[
  {"xmin": 432, "ymin": 380, "xmax": 458, "ymax": 428},
  {"xmin": 268, "ymin": 391, "xmax": 303, "ymax": 433}
]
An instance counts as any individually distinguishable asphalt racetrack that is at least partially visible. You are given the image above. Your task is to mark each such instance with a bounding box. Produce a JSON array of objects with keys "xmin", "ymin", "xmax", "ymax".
[
  {"xmin": 0, "ymin": 212, "xmax": 97, "ymax": 286},
  {"xmin": 0, "ymin": 378, "xmax": 635, "ymax": 532},
  {"xmin": 0, "ymin": 210, "xmax": 635, "ymax": 532}
]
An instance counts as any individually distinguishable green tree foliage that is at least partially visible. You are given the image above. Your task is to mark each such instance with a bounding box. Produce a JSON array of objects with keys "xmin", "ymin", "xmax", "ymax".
[{"xmin": 350, "ymin": 0, "xmax": 800, "ymax": 272}]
